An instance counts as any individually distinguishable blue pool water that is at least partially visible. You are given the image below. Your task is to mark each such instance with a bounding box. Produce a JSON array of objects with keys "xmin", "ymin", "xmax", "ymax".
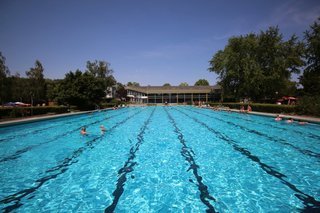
[{"xmin": 0, "ymin": 106, "xmax": 319, "ymax": 212}]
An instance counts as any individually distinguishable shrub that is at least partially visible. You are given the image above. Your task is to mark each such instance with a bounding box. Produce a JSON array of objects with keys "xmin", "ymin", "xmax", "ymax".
[{"xmin": 296, "ymin": 96, "xmax": 320, "ymax": 116}]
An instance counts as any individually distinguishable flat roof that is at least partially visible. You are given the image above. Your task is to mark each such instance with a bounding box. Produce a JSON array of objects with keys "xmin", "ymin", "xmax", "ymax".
[{"xmin": 126, "ymin": 85, "xmax": 221, "ymax": 94}]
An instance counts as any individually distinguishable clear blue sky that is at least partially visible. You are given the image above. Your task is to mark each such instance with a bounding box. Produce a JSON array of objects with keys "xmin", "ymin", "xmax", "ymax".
[{"xmin": 1, "ymin": 0, "xmax": 319, "ymax": 86}]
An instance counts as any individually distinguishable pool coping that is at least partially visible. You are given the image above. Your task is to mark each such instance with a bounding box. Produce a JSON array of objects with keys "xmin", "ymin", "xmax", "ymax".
[
  {"xmin": 0, "ymin": 109, "xmax": 109, "ymax": 128},
  {"xmin": 202, "ymin": 106, "xmax": 320, "ymax": 124},
  {"xmin": 1, "ymin": 106, "xmax": 319, "ymax": 127}
]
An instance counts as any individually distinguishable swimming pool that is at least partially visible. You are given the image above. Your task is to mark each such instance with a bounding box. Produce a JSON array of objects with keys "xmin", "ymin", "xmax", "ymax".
[{"xmin": 0, "ymin": 106, "xmax": 319, "ymax": 212}]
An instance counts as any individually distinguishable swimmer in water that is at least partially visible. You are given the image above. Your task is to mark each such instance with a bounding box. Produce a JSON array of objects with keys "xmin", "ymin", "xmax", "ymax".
[
  {"xmin": 100, "ymin": 125, "xmax": 106, "ymax": 134},
  {"xmin": 80, "ymin": 127, "xmax": 87, "ymax": 135}
]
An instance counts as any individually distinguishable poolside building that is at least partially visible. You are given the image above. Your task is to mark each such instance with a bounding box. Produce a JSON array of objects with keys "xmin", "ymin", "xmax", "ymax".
[{"xmin": 126, "ymin": 85, "xmax": 221, "ymax": 104}]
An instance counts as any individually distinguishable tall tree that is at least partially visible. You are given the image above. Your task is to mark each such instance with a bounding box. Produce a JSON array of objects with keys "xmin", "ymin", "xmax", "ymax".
[
  {"xmin": 115, "ymin": 82, "xmax": 127, "ymax": 100},
  {"xmin": 0, "ymin": 52, "xmax": 10, "ymax": 104},
  {"xmin": 300, "ymin": 17, "xmax": 320, "ymax": 96},
  {"xmin": 55, "ymin": 70, "xmax": 105, "ymax": 109},
  {"xmin": 194, "ymin": 79, "xmax": 209, "ymax": 86},
  {"xmin": 86, "ymin": 60, "xmax": 116, "ymax": 91},
  {"xmin": 26, "ymin": 60, "xmax": 46, "ymax": 105},
  {"xmin": 209, "ymin": 27, "xmax": 304, "ymax": 101}
]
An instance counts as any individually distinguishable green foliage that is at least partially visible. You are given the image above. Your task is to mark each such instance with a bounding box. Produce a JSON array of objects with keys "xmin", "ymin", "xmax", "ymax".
[
  {"xmin": 100, "ymin": 99, "xmax": 125, "ymax": 108},
  {"xmin": 26, "ymin": 60, "xmax": 47, "ymax": 104},
  {"xmin": 54, "ymin": 70, "xmax": 106, "ymax": 110},
  {"xmin": 8, "ymin": 76, "xmax": 30, "ymax": 103},
  {"xmin": 296, "ymin": 96, "xmax": 320, "ymax": 116},
  {"xmin": 209, "ymin": 27, "xmax": 304, "ymax": 101},
  {"xmin": 179, "ymin": 82, "xmax": 189, "ymax": 86},
  {"xmin": 0, "ymin": 52, "xmax": 10, "ymax": 104},
  {"xmin": 115, "ymin": 82, "xmax": 127, "ymax": 100},
  {"xmin": 194, "ymin": 79, "xmax": 209, "ymax": 86},
  {"xmin": 127, "ymin": 82, "xmax": 140, "ymax": 86},
  {"xmin": 163, "ymin": 83, "xmax": 171, "ymax": 86},
  {"xmin": 86, "ymin": 60, "xmax": 116, "ymax": 88},
  {"xmin": 300, "ymin": 17, "xmax": 320, "ymax": 96},
  {"xmin": 45, "ymin": 79, "xmax": 61, "ymax": 101}
]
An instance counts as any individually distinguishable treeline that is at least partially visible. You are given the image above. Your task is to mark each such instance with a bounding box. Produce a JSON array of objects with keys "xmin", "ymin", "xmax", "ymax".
[
  {"xmin": 0, "ymin": 59, "xmax": 47, "ymax": 106},
  {"xmin": 0, "ymin": 58, "xmax": 125, "ymax": 110},
  {"xmin": 209, "ymin": 18, "xmax": 320, "ymax": 103}
]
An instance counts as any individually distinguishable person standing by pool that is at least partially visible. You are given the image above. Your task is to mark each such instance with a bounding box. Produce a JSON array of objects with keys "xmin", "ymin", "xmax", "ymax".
[
  {"xmin": 247, "ymin": 105, "xmax": 252, "ymax": 112},
  {"xmin": 240, "ymin": 105, "xmax": 245, "ymax": 113}
]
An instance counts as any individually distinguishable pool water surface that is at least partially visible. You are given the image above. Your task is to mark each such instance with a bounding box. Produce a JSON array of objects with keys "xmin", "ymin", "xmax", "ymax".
[{"xmin": 0, "ymin": 106, "xmax": 319, "ymax": 212}]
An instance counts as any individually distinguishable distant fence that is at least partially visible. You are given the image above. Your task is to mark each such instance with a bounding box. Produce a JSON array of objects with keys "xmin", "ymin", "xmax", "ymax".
[{"xmin": 0, "ymin": 106, "xmax": 69, "ymax": 120}]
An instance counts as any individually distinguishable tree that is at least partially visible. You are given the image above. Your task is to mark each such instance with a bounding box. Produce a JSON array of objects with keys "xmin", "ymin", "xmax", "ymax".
[
  {"xmin": 127, "ymin": 82, "xmax": 140, "ymax": 87},
  {"xmin": 209, "ymin": 27, "xmax": 304, "ymax": 101},
  {"xmin": 86, "ymin": 60, "xmax": 116, "ymax": 91},
  {"xmin": 9, "ymin": 75, "xmax": 30, "ymax": 103},
  {"xmin": 163, "ymin": 83, "xmax": 171, "ymax": 86},
  {"xmin": 300, "ymin": 17, "xmax": 320, "ymax": 96},
  {"xmin": 55, "ymin": 70, "xmax": 105, "ymax": 109},
  {"xmin": 26, "ymin": 60, "xmax": 47, "ymax": 105},
  {"xmin": 194, "ymin": 79, "xmax": 209, "ymax": 86},
  {"xmin": 179, "ymin": 82, "xmax": 189, "ymax": 86},
  {"xmin": 0, "ymin": 52, "xmax": 10, "ymax": 104},
  {"xmin": 45, "ymin": 79, "xmax": 61, "ymax": 102},
  {"xmin": 115, "ymin": 82, "xmax": 127, "ymax": 100},
  {"xmin": 86, "ymin": 60, "xmax": 113, "ymax": 78}
]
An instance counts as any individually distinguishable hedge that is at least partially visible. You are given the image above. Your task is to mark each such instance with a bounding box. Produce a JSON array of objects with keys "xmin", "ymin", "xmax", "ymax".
[
  {"xmin": 0, "ymin": 106, "xmax": 69, "ymax": 119},
  {"xmin": 208, "ymin": 102, "xmax": 297, "ymax": 114},
  {"xmin": 296, "ymin": 96, "xmax": 320, "ymax": 116}
]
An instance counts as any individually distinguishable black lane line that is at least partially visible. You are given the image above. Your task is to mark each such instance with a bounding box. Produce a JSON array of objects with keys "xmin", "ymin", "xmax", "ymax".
[
  {"xmin": 204, "ymin": 108, "xmax": 320, "ymax": 141},
  {"xmin": 0, "ymin": 108, "xmax": 130, "ymax": 163},
  {"xmin": 164, "ymin": 107, "xmax": 217, "ymax": 213},
  {"xmin": 173, "ymin": 107, "xmax": 320, "ymax": 211},
  {"xmin": 0, "ymin": 110, "xmax": 106, "ymax": 143},
  {"xmin": 104, "ymin": 107, "xmax": 156, "ymax": 213},
  {"xmin": 186, "ymin": 107, "xmax": 320, "ymax": 159},
  {"xmin": 0, "ymin": 108, "xmax": 144, "ymax": 213}
]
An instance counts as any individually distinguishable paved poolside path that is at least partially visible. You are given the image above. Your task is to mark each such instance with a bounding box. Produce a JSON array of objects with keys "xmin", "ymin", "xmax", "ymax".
[
  {"xmin": 213, "ymin": 107, "xmax": 320, "ymax": 124},
  {"xmin": 1, "ymin": 106, "xmax": 320, "ymax": 127}
]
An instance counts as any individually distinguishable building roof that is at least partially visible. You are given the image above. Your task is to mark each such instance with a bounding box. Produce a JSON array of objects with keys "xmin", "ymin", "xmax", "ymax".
[{"xmin": 126, "ymin": 85, "xmax": 221, "ymax": 94}]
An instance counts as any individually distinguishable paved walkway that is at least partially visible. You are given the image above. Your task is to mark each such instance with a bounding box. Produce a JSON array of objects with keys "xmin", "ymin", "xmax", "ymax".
[
  {"xmin": 0, "ymin": 110, "xmax": 94, "ymax": 127},
  {"xmin": 212, "ymin": 107, "xmax": 320, "ymax": 124},
  {"xmin": 1, "ymin": 106, "xmax": 319, "ymax": 127}
]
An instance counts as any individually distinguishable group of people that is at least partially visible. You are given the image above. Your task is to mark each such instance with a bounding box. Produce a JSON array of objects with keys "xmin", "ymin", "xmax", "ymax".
[
  {"xmin": 240, "ymin": 105, "xmax": 252, "ymax": 113},
  {"xmin": 274, "ymin": 115, "xmax": 307, "ymax": 125},
  {"xmin": 80, "ymin": 125, "xmax": 106, "ymax": 135}
]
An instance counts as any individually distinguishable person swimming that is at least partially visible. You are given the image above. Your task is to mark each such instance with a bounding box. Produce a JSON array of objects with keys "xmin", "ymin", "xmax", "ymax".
[
  {"xmin": 80, "ymin": 127, "xmax": 87, "ymax": 135},
  {"xmin": 275, "ymin": 115, "xmax": 282, "ymax": 121},
  {"xmin": 100, "ymin": 125, "xmax": 106, "ymax": 134},
  {"xmin": 286, "ymin": 118, "xmax": 294, "ymax": 123}
]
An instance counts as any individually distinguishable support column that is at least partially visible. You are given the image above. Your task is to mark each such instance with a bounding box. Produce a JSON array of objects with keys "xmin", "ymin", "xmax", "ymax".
[
  {"xmin": 191, "ymin": 93, "xmax": 193, "ymax": 104},
  {"xmin": 206, "ymin": 94, "xmax": 208, "ymax": 103}
]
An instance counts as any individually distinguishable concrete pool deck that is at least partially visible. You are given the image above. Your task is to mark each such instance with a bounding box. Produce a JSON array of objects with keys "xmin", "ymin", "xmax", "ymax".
[
  {"xmin": 205, "ymin": 107, "xmax": 320, "ymax": 124},
  {"xmin": 0, "ymin": 110, "xmax": 102, "ymax": 127},
  {"xmin": 0, "ymin": 106, "xmax": 320, "ymax": 127}
]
